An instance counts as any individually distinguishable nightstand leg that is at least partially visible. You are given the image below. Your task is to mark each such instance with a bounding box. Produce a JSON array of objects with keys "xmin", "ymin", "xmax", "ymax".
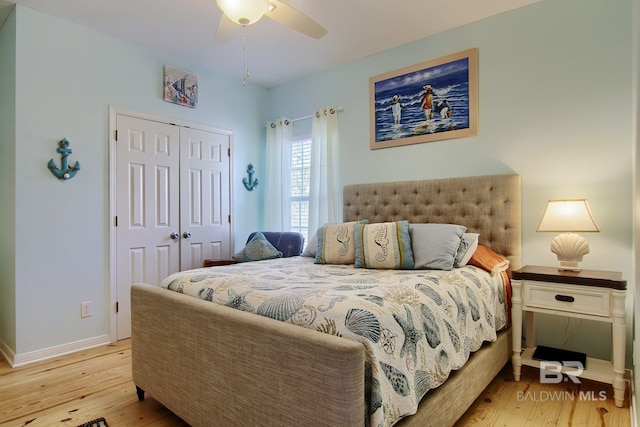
[
  {"xmin": 524, "ymin": 311, "xmax": 535, "ymax": 348},
  {"xmin": 511, "ymin": 279, "xmax": 523, "ymax": 381},
  {"xmin": 611, "ymin": 289, "xmax": 626, "ymax": 407}
]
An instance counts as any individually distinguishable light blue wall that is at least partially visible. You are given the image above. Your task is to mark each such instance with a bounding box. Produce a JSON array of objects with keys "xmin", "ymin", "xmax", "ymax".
[
  {"xmin": 270, "ymin": 0, "xmax": 634, "ymax": 364},
  {"xmin": 0, "ymin": 7, "xmax": 17, "ymax": 355},
  {"xmin": 6, "ymin": 5, "xmax": 268, "ymax": 355}
]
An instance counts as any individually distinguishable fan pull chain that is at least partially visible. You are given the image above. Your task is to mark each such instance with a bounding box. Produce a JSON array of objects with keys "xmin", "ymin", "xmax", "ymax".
[{"xmin": 242, "ymin": 25, "xmax": 250, "ymax": 86}]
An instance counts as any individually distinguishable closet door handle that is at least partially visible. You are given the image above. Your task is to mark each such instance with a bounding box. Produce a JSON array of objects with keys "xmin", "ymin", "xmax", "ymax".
[
  {"xmin": 555, "ymin": 294, "xmax": 575, "ymax": 303},
  {"xmin": 170, "ymin": 232, "xmax": 180, "ymax": 240},
  {"xmin": 183, "ymin": 232, "xmax": 192, "ymax": 239}
]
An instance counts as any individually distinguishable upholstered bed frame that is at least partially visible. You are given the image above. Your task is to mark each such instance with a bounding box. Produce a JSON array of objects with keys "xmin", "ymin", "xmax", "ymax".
[{"xmin": 131, "ymin": 173, "xmax": 521, "ymax": 426}]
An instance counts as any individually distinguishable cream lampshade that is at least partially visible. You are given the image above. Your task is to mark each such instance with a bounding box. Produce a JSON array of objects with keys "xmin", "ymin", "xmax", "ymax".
[
  {"xmin": 537, "ymin": 199, "xmax": 600, "ymax": 272},
  {"xmin": 216, "ymin": 0, "xmax": 269, "ymax": 25}
]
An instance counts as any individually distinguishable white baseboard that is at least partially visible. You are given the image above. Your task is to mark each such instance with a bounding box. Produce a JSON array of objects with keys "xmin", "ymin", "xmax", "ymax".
[
  {"xmin": 2, "ymin": 335, "xmax": 111, "ymax": 368},
  {"xmin": 0, "ymin": 338, "xmax": 15, "ymax": 367}
]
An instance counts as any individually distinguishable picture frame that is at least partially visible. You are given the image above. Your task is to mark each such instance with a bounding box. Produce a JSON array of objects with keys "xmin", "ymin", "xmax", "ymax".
[
  {"xmin": 369, "ymin": 48, "xmax": 478, "ymax": 150},
  {"xmin": 164, "ymin": 66, "xmax": 198, "ymax": 108}
]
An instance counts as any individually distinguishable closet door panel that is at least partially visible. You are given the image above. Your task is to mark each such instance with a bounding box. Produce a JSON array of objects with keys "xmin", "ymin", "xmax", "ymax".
[{"xmin": 180, "ymin": 127, "xmax": 231, "ymax": 270}]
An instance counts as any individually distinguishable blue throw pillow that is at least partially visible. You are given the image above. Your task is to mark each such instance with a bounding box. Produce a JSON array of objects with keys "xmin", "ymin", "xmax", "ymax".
[{"xmin": 233, "ymin": 232, "xmax": 283, "ymax": 262}]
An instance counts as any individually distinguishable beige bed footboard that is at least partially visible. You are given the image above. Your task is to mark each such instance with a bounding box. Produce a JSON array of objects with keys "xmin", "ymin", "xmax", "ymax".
[
  {"xmin": 132, "ymin": 282, "xmax": 510, "ymax": 427},
  {"xmin": 131, "ymin": 282, "xmax": 366, "ymax": 427}
]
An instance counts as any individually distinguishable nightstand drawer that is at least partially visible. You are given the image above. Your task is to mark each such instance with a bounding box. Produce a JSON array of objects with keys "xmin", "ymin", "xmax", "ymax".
[{"xmin": 523, "ymin": 282, "xmax": 610, "ymax": 317}]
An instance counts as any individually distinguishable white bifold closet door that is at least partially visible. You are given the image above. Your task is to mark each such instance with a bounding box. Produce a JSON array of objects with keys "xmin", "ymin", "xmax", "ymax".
[{"xmin": 115, "ymin": 115, "xmax": 231, "ymax": 339}]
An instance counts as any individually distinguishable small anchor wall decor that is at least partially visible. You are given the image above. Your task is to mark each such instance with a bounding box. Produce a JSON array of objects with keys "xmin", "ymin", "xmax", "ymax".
[
  {"xmin": 242, "ymin": 163, "xmax": 259, "ymax": 191},
  {"xmin": 48, "ymin": 138, "xmax": 81, "ymax": 180}
]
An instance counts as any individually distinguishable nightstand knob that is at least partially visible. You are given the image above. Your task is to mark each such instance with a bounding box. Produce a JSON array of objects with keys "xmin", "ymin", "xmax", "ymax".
[{"xmin": 555, "ymin": 294, "xmax": 575, "ymax": 303}]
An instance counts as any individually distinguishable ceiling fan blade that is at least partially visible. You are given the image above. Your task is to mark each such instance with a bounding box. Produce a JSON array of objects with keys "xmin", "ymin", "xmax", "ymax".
[
  {"xmin": 215, "ymin": 13, "xmax": 239, "ymax": 44},
  {"xmin": 265, "ymin": 0, "xmax": 327, "ymax": 39}
]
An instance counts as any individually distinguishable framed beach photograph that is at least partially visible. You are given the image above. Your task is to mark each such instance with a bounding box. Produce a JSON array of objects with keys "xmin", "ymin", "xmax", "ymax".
[
  {"xmin": 164, "ymin": 66, "xmax": 198, "ymax": 108},
  {"xmin": 369, "ymin": 48, "xmax": 478, "ymax": 150}
]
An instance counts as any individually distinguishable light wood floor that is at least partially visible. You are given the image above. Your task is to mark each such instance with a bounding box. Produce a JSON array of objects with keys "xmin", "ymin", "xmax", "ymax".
[
  {"xmin": 456, "ymin": 360, "xmax": 630, "ymax": 426},
  {"xmin": 0, "ymin": 339, "xmax": 630, "ymax": 426}
]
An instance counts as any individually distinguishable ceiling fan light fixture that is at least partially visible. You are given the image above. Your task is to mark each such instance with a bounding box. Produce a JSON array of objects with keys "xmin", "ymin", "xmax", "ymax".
[{"xmin": 216, "ymin": 0, "xmax": 270, "ymax": 25}]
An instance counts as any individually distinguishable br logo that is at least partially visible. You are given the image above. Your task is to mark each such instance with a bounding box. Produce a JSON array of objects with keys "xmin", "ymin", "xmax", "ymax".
[{"xmin": 539, "ymin": 361, "xmax": 584, "ymax": 384}]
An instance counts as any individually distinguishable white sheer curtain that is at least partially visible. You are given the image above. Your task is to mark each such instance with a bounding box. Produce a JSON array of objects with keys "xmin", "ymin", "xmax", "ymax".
[
  {"xmin": 264, "ymin": 118, "xmax": 292, "ymax": 231},
  {"xmin": 308, "ymin": 106, "xmax": 341, "ymax": 237}
]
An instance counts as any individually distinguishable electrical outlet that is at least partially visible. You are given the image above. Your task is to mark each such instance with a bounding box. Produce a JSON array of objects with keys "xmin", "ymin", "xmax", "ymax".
[{"xmin": 81, "ymin": 301, "xmax": 93, "ymax": 318}]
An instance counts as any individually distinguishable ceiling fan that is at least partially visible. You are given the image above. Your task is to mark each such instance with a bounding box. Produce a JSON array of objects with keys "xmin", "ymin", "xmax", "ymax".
[{"xmin": 215, "ymin": 0, "xmax": 328, "ymax": 44}]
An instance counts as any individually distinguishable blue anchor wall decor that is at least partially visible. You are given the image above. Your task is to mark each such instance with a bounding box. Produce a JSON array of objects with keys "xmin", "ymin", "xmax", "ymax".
[
  {"xmin": 48, "ymin": 138, "xmax": 81, "ymax": 180},
  {"xmin": 242, "ymin": 163, "xmax": 259, "ymax": 191}
]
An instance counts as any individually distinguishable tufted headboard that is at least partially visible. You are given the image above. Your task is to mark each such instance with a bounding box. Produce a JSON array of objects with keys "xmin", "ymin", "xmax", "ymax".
[{"xmin": 343, "ymin": 174, "xmax": 521, "ymax": 270}]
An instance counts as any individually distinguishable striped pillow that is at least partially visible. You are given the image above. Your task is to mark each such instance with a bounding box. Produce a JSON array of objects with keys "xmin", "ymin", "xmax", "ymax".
[
  {"xmin": 315, "ymin": 220, "xmax": 368, "ymax": 264},
  {"xmin": 354, "ymin": 221, "xmax": 414, "ymax": 269}
]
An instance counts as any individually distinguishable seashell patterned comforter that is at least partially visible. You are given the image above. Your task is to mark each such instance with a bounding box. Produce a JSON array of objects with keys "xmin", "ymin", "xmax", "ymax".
[{"xmin": 160, "ymin": 256, "xmax": 508, "ymax": 427}]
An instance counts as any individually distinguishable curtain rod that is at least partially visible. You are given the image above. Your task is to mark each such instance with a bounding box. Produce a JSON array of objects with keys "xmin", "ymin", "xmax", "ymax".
[{"xmin": 290, "ymin": 106, "xmax": 344, "ymax": 123}]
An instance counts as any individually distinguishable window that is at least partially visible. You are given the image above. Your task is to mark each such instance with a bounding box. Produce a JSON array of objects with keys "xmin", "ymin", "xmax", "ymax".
[{"xmin": 290, "ymin": 137, "xmax": 311, "ymax": 243}]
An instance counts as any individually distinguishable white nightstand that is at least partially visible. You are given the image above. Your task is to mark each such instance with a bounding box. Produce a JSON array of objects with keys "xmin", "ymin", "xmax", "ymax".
[{"xmin": 511, "ymin": 265, "xmax": 627, "ymax": 407}]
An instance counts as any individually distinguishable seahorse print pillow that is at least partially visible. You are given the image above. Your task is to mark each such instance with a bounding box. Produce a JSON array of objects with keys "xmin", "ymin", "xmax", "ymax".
[
  {"xmin": 314, "ymin": 220, "xmax": 368, "ymax": 264},
  {"xmin": 354, "ymin": 221, "xmax": 414, "ymax": 269}
]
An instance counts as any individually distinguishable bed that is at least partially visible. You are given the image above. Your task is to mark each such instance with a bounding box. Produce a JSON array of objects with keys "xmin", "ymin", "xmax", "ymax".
[{"xmin": 131, "ymin": 173, "xmax": 521, "ymax": 427}]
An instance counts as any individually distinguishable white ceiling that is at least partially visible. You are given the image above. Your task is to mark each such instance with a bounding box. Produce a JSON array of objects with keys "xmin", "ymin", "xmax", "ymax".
[{"xmin": 2, "ymin": 0, "xmax": 539, "ymax": 88}]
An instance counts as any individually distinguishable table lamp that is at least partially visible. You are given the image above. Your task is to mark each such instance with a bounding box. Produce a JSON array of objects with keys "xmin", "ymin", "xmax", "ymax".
[{"xmin": 537, "ymin": 199, "xmax": 599, "ymax": 272}]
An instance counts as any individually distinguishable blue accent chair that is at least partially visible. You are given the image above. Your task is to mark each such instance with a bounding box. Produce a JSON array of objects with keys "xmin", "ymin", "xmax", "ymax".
[{"xmin": 203, "ymin": 231, "xmax": 305, "ymax": 267}]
